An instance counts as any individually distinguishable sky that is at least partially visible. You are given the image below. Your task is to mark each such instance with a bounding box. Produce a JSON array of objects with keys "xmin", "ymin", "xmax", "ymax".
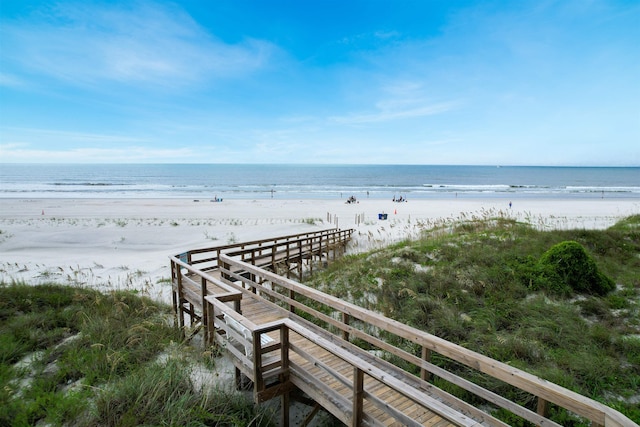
[{"xmin": 0, "ymin": 0, "xmax": 638, "ymax": 165}]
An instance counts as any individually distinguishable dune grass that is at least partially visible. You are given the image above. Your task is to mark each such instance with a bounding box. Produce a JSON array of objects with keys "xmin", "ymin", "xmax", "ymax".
[
  {"xmin": 2, "ymin": 214, "xmax": 638, "ymax": 426},
  {"xmin": 0, "ymin": 282, "xmax": 274, "ymax": 427},
  {"xmin": 304, "ymin": 214, "xmax": 640, "ymax": 425}
]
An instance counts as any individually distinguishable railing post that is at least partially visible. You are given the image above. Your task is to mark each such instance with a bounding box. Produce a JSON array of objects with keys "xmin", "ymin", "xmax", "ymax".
[
  {"xmin": 281, "ymin": 325, "xmax": 290, "ymax": 427},
  {"xmin": 218, "ymin": 256, "xmax": 226, "ymax": 280},
  {"xmin": 250, "ymin": 248, "xmax": 256, "ymax": 285},
  {"xmin": 352, "ymin": 367, "xmax": 364, "ymax": 426},
  {"xmin": 284, "ymin": 244, "xmax": 290, "ymax": 277},
  {"xmin": 204, "ymin": 297, "xmax": 214, "ymax": 347},
  {"xmin": 332, "ymin": 232, "xmax": 337, "ymax": 261},
  {"xmin": 297, "ymin": 240, "xmax": 303, "ymax": 279},
  {"xmin": 537, "ymin": 397, "xmax": 549, "ymax": 423},
  {"xmin": 201, "ymin": 276, "xmax": 209, "ymax": 348},
  {"xmin": 421, "ymin": 346, "xmax": 432, "ymax": 382},
  {"xmin": 342, "ymin": 312, "xmax": 350, "ymax": 341},
  {"xmin": 171, "ymin": 260, "xmax": 185, "ymax": 336},
  {"xmin": 289, "ymin": 288, "xmax": 296, "ymax": 314},
  {"xmin": 252, "ymin": 332, "xmax": 264, "ymax": 404},
  {"xmin": 309, "ymin": 237, "xmax": 314, "ymax": 274}
]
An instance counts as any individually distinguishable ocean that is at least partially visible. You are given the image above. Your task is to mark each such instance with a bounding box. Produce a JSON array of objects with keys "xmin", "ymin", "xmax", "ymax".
[{"xmin": 0, "ymin": 164, "xmax": 638, "ymax": 200}]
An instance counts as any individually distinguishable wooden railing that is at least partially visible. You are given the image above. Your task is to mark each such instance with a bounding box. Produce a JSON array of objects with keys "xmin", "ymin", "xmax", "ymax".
[
  {"xmin": 206, "ymin": 293, "xmax": 488, "ymax": 426},
  {"xmin": 170, "ymin": 228, "xmax": 352, "ymax": 334},
  {"xmin": 216, "ymin": 254, "xmax": 637, "ymax": 427},
  {"xmin": 174, "ymin": 228, "xmax": 353, "ymax": 274}
]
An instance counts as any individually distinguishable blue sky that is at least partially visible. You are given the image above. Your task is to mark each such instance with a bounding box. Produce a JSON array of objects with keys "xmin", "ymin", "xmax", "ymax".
[{"xmin": 1, "ymin": 0, "xmax": 638, "ymax": 165}]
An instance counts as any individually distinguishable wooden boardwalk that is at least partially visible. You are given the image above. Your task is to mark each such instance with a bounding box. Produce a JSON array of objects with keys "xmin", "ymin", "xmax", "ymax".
[
  {"xmin": 170, "ymin": 229, "xmax": 636, "ymax": 427},
  {"xmin": 171, "ymin": 228, "xmax": 353, "ymax": 335}
]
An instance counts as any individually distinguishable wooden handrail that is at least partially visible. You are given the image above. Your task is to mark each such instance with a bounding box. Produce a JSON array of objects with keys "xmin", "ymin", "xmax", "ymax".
[
  {"xmin": 175, "ymin": 228, "xmax": 352, "ymax": 265},
  {"xmin": 170, "ymin": 228, "xmax": 353, "ymax": 283},
  {"xmin": 205, "ymin": 294, "xmax": 484, "ymax": 426},
  {"xmin": 216, "ymin": 254, "xmax": 637, "ymax": 427},
  {"xmin": 284, "ymin": 318, "xmax": 482, "ymax": 427}
]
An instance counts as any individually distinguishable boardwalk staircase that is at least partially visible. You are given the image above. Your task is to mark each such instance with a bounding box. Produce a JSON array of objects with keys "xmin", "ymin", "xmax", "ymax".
[{"xmin": 170, "ymin": 228, "xmax": 636, "ymax": 427}]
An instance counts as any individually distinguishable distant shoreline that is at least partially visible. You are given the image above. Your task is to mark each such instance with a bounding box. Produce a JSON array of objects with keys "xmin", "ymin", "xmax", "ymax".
[{"xmin": 0, "ymin": 190, "xmax": 638, "ymax": 201}]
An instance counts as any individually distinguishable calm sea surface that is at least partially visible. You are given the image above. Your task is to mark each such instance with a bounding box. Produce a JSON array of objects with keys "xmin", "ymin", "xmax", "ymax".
[{"xmin": 0, "ymin": 164, "xmax": 638, "ymax": 200}]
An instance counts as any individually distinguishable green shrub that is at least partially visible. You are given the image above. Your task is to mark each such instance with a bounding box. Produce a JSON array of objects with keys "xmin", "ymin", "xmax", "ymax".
[{"xmin": 535, "ymin": 241, "xmax": 615, "ymax": 296}]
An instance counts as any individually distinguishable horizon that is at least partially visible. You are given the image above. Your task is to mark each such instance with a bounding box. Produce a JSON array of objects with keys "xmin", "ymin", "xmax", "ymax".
[
  {"xmin": 1, "ymin": 162, "xmax": 638, "ymax": 169},
  {"xmin": 1, "ymin": 1, "xmax": 639, "ymax": 166}
]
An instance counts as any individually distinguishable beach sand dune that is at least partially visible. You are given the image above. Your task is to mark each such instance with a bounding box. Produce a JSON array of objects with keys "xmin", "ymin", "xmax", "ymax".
[{"xmin": 1, "ymin": 197, "xmax": 637, "ymax": 303}]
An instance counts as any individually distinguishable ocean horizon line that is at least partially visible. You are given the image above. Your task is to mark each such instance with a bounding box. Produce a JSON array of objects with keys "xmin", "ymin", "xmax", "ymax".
[{"xmin": 2, "ymin": 162, "xmax": 639, "ymax": 168}]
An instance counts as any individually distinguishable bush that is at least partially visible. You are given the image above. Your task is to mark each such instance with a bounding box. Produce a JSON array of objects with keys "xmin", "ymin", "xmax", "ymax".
[{"xmin": 535, "ymin": 241, "xmax": 615, "ymax": 296}]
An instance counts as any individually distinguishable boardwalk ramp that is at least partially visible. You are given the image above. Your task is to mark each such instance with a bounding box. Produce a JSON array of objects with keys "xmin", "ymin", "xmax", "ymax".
[{"xmin": 170, "ymin": 229, "xmax": 637, "ymax": 427}]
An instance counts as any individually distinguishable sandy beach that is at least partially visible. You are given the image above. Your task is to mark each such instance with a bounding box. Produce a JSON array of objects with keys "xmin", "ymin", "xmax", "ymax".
[{"xmin": 1, "ymin": 197, "xmax": 638, "ymax": 304}]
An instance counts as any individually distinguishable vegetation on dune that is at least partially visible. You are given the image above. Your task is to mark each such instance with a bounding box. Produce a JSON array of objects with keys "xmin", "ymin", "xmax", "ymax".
[
  {"xmin": 534, "ymin": 240, "xmax": 615, "ymax": 296},
  {"xmin": 2, "ymin": 214, "xmax": 639, "ymax": 426},
  {"xmin": 305, "ymin": 215, "xmax": 640, "ymax": 425},
  {"xmin": 0, "ymin": 283, "xmax": 273, "ymax": 427}
]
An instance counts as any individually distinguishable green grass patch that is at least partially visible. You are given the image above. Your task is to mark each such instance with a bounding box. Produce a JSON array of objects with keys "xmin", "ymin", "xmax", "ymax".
[
  {"xmin": 305, "ymin": 215, "xmax": 640, "ymax": 424},
  {"xmin": 0, "ymin": 282, "xmax": 274, "ymax": 427}
]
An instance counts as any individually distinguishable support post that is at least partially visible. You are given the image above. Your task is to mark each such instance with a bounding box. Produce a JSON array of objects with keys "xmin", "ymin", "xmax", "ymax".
[
  {"xmin": 285, "ymin": 244, "xmax": 290, "ymax": 278},
  {"xmin": 201, "ymin": 276, "xmax": 208, "ymax": 348},
  {"xmin": 252, "ymin": 332, "xmax": 264, "ymax": 404},
  {"xmin": 280, "ymin": 325, "xmax": 290, "ymax": 427},
  {"xmin": 537, "ymin": 397, "xmax": 549, "ymax": 425},
  {"xmin": 421, "ymin": 346, "xmax": 432, "ymax": 382},
  {"xmin": 204, "ymin": 297, "xmax": 213, "ymax": 347},
  {"xmin": 172, "ymin": 288, "xmax": 179, "ymax": 333},
  {"xmin": 309, "ymin": 238, "xmax": 314, "ymax": 274},
  {"xmin": 342, "ymin": 312, "xmax": 350, "ymax": 342},
  {"xmin": 235, "ymin": 367, "xmax": 242, "ymax": 390},
  {"xmin": 297, "ymin": 240, "xmax": 303, "ymax": 279},
  {"xmin": 174, "ymin": 261, "xmax": 186, "ymax": 335},
  {"xmin": 289, "ymin": 288, "xmax": 296, "ymax": 314},
  {"xmin": 352, "ymin": 367, "xmax": 364, "ymax": 426}
]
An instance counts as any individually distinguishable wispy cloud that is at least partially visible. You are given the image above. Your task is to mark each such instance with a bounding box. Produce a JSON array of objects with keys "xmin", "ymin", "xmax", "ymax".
[
  {"xmin": 330, "ymin": 101, "xmax": 458, "ymax": 124},
  {"xmin": 0, "ymin": 127, "xmax": 150, "ymax": 145},
  {"xmin": 327, "ymin": 78, "xmax": 462, "ymax": 125},
  {"xmin": 1, "ymin": 1, "xmax": 277, "ymax": 89},
  {"xmin": 0, "ymin": 72, "xmax": 26, "ymax": 88},
  {"xmin": 0, "ymin": 143, "xmax": 197, "ymax": 163}
]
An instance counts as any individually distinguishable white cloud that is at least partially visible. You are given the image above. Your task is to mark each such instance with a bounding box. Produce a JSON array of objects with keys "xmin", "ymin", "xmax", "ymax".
[
  {"xmin": 0, "ymin": 127, "xmax": 149, "ymax": 145},
  {"xmin": 1, "ymin": 2, "xmax": 277, "ymax": 89},
  {"xmin": 327, "ymin": 78, "xmax": 462, "ymax": 124},
  {"xmin": 329, "ymin": 101, "xmax": 458, "ymax": 124},
  {"xmin": 0, "ymin": 72, "xmax": 26, "ymax": 88},
  {"xmin": 0, "ymin": 144, "xmax": 197, "ymax": 163}
]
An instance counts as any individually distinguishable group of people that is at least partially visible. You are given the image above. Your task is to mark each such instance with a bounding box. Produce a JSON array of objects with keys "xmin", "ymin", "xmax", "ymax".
[{"xmin": 345, "ymin": 195, "xmax": 408, "ymax": 203}]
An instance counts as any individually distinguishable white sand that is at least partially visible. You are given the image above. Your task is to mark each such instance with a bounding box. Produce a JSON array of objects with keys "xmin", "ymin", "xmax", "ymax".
[{"xmin": 1, "ymin": 197, "xmax": 638, "ymax": 303}]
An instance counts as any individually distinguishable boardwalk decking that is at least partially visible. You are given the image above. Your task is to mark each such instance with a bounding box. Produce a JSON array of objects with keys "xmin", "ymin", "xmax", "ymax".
[{"xmin": 170, "ymin": 229, "xmax": 636, "ymax": 427}]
